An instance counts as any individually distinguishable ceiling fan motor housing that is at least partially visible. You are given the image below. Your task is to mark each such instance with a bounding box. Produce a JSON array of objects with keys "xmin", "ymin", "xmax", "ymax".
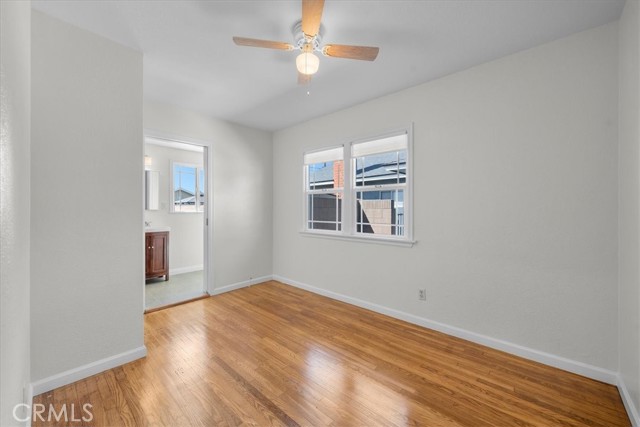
[{"xmin": 292, "ymin": 20, "xmax": 324, "ymax": 53}]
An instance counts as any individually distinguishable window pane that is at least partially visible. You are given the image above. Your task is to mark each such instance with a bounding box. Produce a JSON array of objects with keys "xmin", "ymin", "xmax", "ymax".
[
  {"xmin": 307, "ymin": 193, "xmax": 342, "ymax": 231},
  {"xmin": 354, "ymin": 150, "xmax": 407, "ymax": 186},
  {"xmin": 174, "ymin": 164, "xmax": 198, "ymax": 213},
  {"xmin": 308, "ymin": 160, "xmax": 343, "ymax": 190},
  {"xmin": 355, "ymin": 190, "xmax": 404, "ymax": 236}
]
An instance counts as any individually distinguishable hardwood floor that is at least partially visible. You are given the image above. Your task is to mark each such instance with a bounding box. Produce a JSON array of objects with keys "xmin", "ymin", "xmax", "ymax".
[{"xmin": 33, "ymin": 281, "xmax": 631, "ymax": 426}]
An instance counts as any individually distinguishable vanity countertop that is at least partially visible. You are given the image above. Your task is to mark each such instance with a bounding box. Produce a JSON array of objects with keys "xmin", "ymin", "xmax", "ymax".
[{"xmin": 145, "ymin": 226, "xmax": 170, "ymax": 233}]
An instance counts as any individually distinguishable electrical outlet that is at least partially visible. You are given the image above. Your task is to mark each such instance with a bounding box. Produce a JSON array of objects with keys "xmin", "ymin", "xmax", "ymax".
[{"xmin": 418, "ymin": 289, "xmax": 427, "ymax": 301}]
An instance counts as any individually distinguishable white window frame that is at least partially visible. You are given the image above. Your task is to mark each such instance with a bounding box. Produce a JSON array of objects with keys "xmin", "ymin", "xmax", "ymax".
[
  {"xmin": 303, "ymin": 146, "xmax": 344, "ymax": 234},
  {"xmin": 170, "ymin": 161, "xmax": 205, "ymax": 213},
  {"xmin": 302, "ymin": 125, "xmax": 414, "ymax": 247}
]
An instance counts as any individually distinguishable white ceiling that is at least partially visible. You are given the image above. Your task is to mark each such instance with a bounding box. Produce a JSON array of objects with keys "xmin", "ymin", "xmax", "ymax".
[{"xmin": 32, "ymin": 0, "xmax": 625, "ymax": 131}]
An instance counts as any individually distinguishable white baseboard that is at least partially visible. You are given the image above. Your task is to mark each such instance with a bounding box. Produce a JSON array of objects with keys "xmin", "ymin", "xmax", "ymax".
[
  {"xmin": 170, "ymin": 265, "xmax": 203, "ymax": 275},
  {"xmin": 273, "ymin": 275, "xmax": 619, "ymax": 385},
  {"xmin": 210, "ymin": 275, "xmax": 273, "ymax": 296},
  {"xmin": 30, "ymin": 346, "xmax": 147, "ymax": 396},
  {"xmin": 618, "ymin": 375, "xmax": 640, "ymax": 426}
]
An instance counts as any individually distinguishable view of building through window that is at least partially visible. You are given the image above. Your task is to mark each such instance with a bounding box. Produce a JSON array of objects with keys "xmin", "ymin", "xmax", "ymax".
[
  {"xmin": 172, "ymin": 163, "xmax": 205, "ymax": 213},
  {"xmin": 354, "ymin": 149, "xmax": 406, "ymax": 236},
  {"xmin": 307, "ymin": 159, "xmax": 343, "ymax": 231},
  {"xmin": 304, "ymin": 131, "xmax": 410, "ymax": 240}
]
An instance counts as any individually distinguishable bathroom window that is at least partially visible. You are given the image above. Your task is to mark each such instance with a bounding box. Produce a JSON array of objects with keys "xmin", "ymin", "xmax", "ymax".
[{"xmin": 171, "ymin": 162, "xmax": 205, "ymax": 213}]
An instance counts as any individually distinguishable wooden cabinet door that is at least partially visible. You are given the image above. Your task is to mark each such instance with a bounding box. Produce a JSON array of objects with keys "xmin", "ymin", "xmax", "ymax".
[
  {"xmin": 145, "ymin": 231, "xmax": 169, "ymax": 280},
  {"xmin": 149, "ymin": 233, "xmax": 167, "ymax": 275}
]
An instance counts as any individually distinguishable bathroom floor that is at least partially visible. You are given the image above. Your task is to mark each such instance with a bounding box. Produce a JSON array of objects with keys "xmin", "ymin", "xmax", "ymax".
[{"xmin": 145, "ymin": 270, "xmax": 205, "ymax": 310}]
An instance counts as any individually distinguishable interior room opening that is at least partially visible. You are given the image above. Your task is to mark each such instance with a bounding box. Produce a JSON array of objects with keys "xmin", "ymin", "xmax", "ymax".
[{"xmin": 143, "ymin": 137, "xmax": 208, "ymax": 310}]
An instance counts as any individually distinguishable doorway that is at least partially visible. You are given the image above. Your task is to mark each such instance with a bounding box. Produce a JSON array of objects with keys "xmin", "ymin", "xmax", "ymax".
[{"xmin": 143, "ymin": 135, "xmax": 212, "ymax": 311}]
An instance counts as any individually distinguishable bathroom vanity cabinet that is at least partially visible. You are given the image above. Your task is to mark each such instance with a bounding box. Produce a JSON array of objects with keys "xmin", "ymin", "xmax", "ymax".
[{"xmin": 145, "ymin": 231, "xmax": 169, "ymax": 281}]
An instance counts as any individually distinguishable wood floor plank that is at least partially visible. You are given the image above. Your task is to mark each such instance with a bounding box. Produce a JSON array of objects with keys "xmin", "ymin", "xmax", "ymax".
[{"xmin": 32, "ymin": 281, "xmax": 631, "ymax": 426}]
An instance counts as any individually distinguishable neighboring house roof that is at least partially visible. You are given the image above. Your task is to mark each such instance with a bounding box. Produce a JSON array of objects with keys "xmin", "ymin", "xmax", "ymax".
[
  {"xmin": 175, "ymin": 187, "xmax": 194, "ymax": 197},
  {"xmin": 310, "ymin": 152, "xmax": 406, "ymax": 188},
  {"xmin": 174, "ymin": 188, "xmax": 205, "ymax": 204},
  {"xmin": 356, "ymin": 155, "xmax": 407, "ymax": 183}
]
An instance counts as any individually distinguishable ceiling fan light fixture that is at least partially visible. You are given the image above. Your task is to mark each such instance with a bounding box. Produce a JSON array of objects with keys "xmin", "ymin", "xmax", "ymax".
[
  {"xmin": 296, "ymin": 52, "xmax": 319, "ymax": 75},
  {"xmin": 233, "ymin": 1, "xmax": 379, "ymax": 82}
]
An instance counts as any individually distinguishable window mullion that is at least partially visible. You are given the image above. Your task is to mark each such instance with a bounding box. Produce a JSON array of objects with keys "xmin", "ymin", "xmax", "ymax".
[
  {"xmin": 307, "ymin": 189, "xmax": 338, "ymax": 194},
  {"xmin": 358, "ymin": 183, "xmax": 406, "ymax": 191},
  {"xmin": 342, "ymin": 145, "xmax": 352, "ymax": 236}
]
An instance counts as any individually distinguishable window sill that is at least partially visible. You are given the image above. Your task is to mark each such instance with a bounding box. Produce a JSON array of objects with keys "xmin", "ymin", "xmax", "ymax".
[{"xmin": 300, "ymin": 230, "xmax": 416, "ymax": 248}]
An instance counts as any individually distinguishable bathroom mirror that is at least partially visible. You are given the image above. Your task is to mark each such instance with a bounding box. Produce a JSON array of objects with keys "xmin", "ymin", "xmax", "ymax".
[{"xmin": 145, "ymin": 170, "xmax": 159, "ymax": 210}]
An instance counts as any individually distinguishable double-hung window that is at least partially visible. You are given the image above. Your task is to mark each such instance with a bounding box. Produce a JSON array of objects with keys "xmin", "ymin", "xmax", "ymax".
[
  {"xmin": 304, "ymin": 147, "xmax": 344, "ymax": 232},
  {"xmin": 303, "ymin": 128, "xmax": 412, "ymax": 244},
  {"xmin": 352, "ymin": 133, "xmax": 408, "ymax": 238},
  {"xmin": 171, "ymin": 162, "xmax": 205, "ymax": 213}
]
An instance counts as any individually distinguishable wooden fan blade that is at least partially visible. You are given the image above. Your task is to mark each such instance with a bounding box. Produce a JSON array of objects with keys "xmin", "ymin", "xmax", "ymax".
[
  {"xmin": 302, "ymin": 0, "xmax": 324, "ymax": 37},
  {"xmin": 233, "ymin": 37, "xmax": 294, "ymax": 50},
  {"xmin": 298, "ymin": 72, "xmax": 312, "ymax": 85},
  {"xmin": 323, "ymin": 44, "xmax": 379, "ymax": 61}
]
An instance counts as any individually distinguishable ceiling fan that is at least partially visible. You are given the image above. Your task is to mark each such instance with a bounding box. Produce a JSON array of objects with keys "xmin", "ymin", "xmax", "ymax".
[{"xmin": 232, "ymin": 0, "xmax": 379, "ymax": 84}]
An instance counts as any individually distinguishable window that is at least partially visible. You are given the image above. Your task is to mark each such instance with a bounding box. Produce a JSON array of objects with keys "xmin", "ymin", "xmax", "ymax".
[
  {"xmin": 171, "ymin": 162, "xmax": 205, "ymax": 213},
  {"xmin": 303, "ymin": 129, "xmax": 412, "ymax": 244},
  {"xmin": 352, "ymin": 133, "xmax": 408, "ymax": 238},
  {"xmin": 304, "ymin": 147, "xmax": 343, "ymax": 232}
]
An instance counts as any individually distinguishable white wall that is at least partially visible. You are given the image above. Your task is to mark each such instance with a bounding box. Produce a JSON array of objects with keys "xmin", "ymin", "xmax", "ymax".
[
  {"xmin": 31, "ymin": 11, "xmax": 144, "ymax": 383},
  {"xmin": 144, "ymin": 101, "xmax": 273, "ymax": 289},
  {"xmin": 144, "ymin": 143, "xmax": 204, "ymax": 273},
  {"xmin": 274, "ymin": 23, "xmax": 619, "ymax": 371},
  {"xmin": 0, "ymin": 1, "xmax": 31, "ymax": 425},
  {"xmin": 618, "ymin": 0, "xmax": 640, "ymax": 417}
]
